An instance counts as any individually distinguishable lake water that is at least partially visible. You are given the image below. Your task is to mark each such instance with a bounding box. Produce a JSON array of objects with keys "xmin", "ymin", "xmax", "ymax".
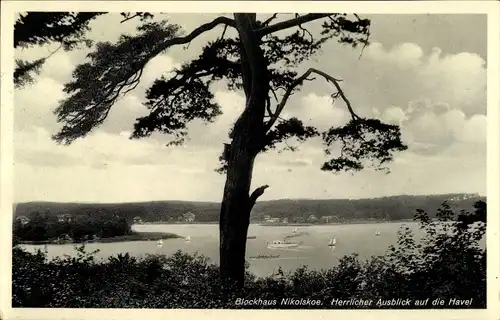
[{"xmin": 20, "ymin": 222, "xmax": 435, "ymax": 277}]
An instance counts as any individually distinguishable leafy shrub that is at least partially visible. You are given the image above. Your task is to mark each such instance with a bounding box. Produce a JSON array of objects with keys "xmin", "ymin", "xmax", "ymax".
[{"xmin": 12, "ymin": 201, "xmax": 486, "ymax": 308}]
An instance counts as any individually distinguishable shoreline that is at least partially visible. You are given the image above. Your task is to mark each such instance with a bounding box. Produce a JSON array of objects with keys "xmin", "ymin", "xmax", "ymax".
[
  {"xmin": 18, "ymin": 231, "xmax": 182, "ymax": 246},
  {"xmin": 137, "ymin": 219, "xmax": 415, "ymax": 227},
  {"xmin": 20, "ymin": 220, "xmax": 416, "ymax": 245}
]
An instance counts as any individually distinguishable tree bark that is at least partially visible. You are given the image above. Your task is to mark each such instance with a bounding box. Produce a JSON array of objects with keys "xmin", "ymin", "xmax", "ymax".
[{"xmin": 219, "ymin": 13, "xmax": 269, "ymax": 288}]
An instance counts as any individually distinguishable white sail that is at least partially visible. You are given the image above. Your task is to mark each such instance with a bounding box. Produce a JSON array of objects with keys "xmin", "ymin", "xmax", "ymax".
[
  {"xmin": 328, "ymin": 237, "xmax": 336, "ymax": 246},
  {"xmin": 185, "ymin": 236, "xmax": 191, "ymax": 241},
  {"xmin": 292, "ymin": 227, "xmax": 298, "ymax": 233},
  {"xmin": 157, "ymin": 239, "xmax": 163, "ymax": 246}
]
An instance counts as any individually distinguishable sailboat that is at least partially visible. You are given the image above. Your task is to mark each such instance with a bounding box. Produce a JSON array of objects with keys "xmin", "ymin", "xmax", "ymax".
[
  {"xmin": 157, "ymin": 239, "xmax": 163, "ymax": 247},
  {"xmin": 292, "ymin": 227, "xmax": 298, "ymax": 234},
  {"xmin": 185, "ymin": 236, "xmax": 191, "ymax": 242},
  {"xmin": 375, "ymin": 231, "xmax": 381, "ymax": 236},
  {"xmin": 328, "ymin": 237, "xmax": 337, "ymax": 247}
]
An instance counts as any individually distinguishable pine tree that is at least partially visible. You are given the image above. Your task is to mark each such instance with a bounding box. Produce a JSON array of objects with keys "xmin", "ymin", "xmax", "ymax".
[{"xmin": 18, "ymin": 13, "xmax": 408, "ymax": 287}]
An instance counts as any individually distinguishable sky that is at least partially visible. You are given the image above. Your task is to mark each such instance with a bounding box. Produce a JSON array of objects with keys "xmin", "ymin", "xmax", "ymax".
[{"xmin": 13, "ymin": 13, "xmax": 487, "ymax": 203}]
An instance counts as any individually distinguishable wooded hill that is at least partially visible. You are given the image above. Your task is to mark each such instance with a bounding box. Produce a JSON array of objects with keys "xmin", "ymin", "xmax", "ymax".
[{"xmin": 13, "ymin": 193, "xmax": 484, "ymax": 223}]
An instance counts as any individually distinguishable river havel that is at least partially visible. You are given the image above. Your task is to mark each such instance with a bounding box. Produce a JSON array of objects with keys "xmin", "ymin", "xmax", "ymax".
[{"xmin": 448, "ymin": 298, "xmax": 473, "ymax": 306}]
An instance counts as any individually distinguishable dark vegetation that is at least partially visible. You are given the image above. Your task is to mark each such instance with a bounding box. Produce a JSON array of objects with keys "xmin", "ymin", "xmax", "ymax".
[
  {"xmin": 15, "ymin": 193, "xmax": 484, "ymax": 224},
  {"xmin": 12, "ymin": 201, "xmax": 486, "ymax": 308},
  {"xmin": 13, "ymin": 212, "xmax": 131, "ymax": 243},
  {"xmin": 13, "ymin": 212, "xmax": 179, "ymax": 244}
]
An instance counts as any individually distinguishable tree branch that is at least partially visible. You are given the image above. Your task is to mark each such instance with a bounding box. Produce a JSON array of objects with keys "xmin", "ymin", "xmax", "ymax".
[
  {"xmin": 175, "ymin": 16, "xmax": 235, "ymax": 48},
  {"xmin": 219, "ymin": 24, "xmax": 228, "ymax": 41},
  {"xmin": 266, "ymin": 95, "xmax": 273, "ymax": 118},
  {"xmin": 46, "ymin": 44, "xmax": 63, "ymax": 59},
  {"xmin": 264, "ymin": 68, "xmax": 362, "ymax": 133},
  {"xmin": 294, "ymin": 13, "xmax": 314, "ymax": 46},
  {"xmin": 55, "ymin": 17, "xmax": 237, "ymax": 144},
  {"xmin": 249, "ymin": 185, "xmax": 269, "ymax": 209},
  {"xmin": 256, "ymin": 13, "xmax": 331, "ymax": 37},
  {"xmin": 261, "ymin": 13, "xmax": 278, "ymax": 27},
  {"xmin": 270, "ymin": 87, "xmax": 279, "ymax": 102},
  {"xmin": 120, "ymin": 13, "xmax": 141, "ymax": 23},
  {"xmin": 105, "ymin": 16, "xmax": 237, "ymax": 99}
]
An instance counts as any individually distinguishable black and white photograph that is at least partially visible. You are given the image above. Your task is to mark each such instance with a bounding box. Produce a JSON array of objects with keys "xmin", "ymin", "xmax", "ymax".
[{"xmin": 1, "ymin": 1, "xmax": 499, "ymax": 318}]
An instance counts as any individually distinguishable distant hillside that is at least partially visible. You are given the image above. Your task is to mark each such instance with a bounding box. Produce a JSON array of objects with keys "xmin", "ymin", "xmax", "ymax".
[{"xmin": 14, "ymin": 193, "xmax": 484, "ymax": 223}]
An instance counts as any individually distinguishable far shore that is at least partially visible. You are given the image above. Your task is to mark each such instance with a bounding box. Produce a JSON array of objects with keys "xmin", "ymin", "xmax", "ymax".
[
  {"xmin": 18, "ymin": 231, "xmax": 182, "ymax": 246},
  {"xmin": 136, "ymin": 219, "xmax": 415, "ymax": 226},
  {"xmin": 257, "ymin": 219, "xmax": 416, "ymax": 226}
]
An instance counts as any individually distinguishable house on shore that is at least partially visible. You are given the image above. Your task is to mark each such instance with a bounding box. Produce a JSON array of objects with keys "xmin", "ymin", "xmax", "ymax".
[
  {"xmin": 58, "ymin": 214, "xmax": 72, "ymax": 223},
  {"xmin": 15, "ymin": 215, "xmax": 30, "ymax": 225},
  {"xmin": 307, "ymin": 214, "xmax": 318, "ymax": 223},
  {"xmin": 321, "ymin": 215, "xmax": 339, "ymax": 223},
  {"xmin": 264, "ymin": 217, "xmax": 281, "ymax": 223},
  {"xmin": 133, "ymin": 216, "xmax": 143, "ymax": 224},
  {"xmin": 182, "ymin": 212, "xmax": 196, "ymax": 223},
  {"xmin": 293, "ymin": 216, "xmax": 306, "ymax": 223}
]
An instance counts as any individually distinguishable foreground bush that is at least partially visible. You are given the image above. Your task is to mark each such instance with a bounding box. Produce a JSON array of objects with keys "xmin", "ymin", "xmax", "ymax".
[{"xmin": 12, "ymin": 201, "xmax": 486, "ymax": 309}]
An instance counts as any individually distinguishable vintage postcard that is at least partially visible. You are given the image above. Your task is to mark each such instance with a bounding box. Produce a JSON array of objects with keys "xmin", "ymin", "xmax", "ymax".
[{"xmin": 1, "ymin": 1, "xmax": 499, "ymax": 320}]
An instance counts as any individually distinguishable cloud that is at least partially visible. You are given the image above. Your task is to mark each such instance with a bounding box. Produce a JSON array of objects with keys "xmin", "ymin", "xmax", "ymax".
[
  {"xmin": 381, "ymin": 107, "xmax": 406, "ymax": 125},
  {"xmin": 400, "ymin": 99, "xmax": 485, "ymax": 154},
  {"xmin": 280, "ymin": 93, "xmax": 349, "ymax": 132},
  {"xmin": 361, "ymin": 42, "xmax": 486, "ymax": 116},
  {"xmin": 14, "ymin": 126, "xmax": 221, "ymax": 172},
  {"xmin": 15, "ymin": 162, "xmax": 225, "ymax": 203},
  {"xmin": 366, "ymin": 42, "xmax": 424, "ymax": 69},
  {"xmin": 280, "ymin": 158, "xmax": 314, "ymax": 168},
  {"xmin": 14, "ymin": 76, "xmax": 65, "ymax": 132},
  {"xmin": 296, "ymin": 40, "xmax": 486, "ymax": 158}
]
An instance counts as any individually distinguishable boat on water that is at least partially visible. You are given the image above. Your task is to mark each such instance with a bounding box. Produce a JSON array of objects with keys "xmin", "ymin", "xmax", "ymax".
[
  {"xmin": 185, "ymin": 236, "xmax": 191, "ymax": 242},
  {"xmin": 157, "ymin": 239, "xmax": 163, "ymax": 246},
  {"xmin": 292, "ymin": 227, "xmax": 298, "ymax": 234},
  {"xmin": 328, "ymin": 237, "xmax": 337, "ymax": 246},
  {"xmin": 247, "ymin": 236, "xmax": 257, "ymax": 239},
  {"xmin": 267, "ymin": 240, "xmax": 301, "ymax": 249},
  {"xmin": 249, "ymin": 254, "xmax": 280, "ymax": 259},
  {"xmin": 375, "ymin": 231, "xmax": 381, "ymax": 236}
]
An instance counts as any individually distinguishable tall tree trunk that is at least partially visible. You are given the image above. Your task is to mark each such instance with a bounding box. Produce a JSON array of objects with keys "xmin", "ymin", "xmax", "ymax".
[
  {"xmin": 218, "ymin": 133, "xmax": 257, "ymax": 288},
  {"xmin": 219, "ymin": 13, "xmax": 269, "ymax": 288}
]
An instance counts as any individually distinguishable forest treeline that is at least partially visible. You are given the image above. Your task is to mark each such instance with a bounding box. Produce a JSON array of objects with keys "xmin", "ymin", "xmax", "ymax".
[
  {"xmin": 14, "ymin": 193, "xmax": 484, "ymax": 224},
  {"xmin": 13, "ymin": 213, "xmax": 132, "ymax": 243}
]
